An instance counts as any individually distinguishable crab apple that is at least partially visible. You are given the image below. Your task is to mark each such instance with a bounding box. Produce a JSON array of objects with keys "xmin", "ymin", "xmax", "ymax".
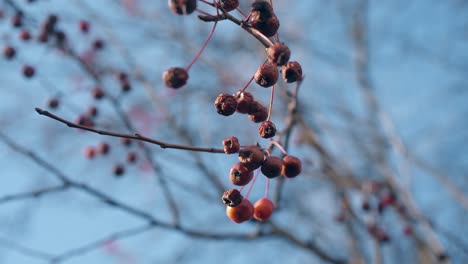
[
  {"xmin": 229, "ymin": 162, "xmax": 254, "ymax": 186},
  {"xmin": 226, "ymin": 198, "xmax": 253, "ymax": 223},
  {"xmin": 253, "ymin": 198, "xmax": 275, "ymax": 221},
  {"xmin": 281, "ymin": 155, "xmax": 302, "ymax": 178}
]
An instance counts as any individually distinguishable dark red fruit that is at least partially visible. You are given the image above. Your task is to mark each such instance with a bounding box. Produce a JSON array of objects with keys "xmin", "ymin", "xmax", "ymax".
[
  {"xmin": 93, "ymin": 39, "xmax": 104, "ymax": 50},
  {"xmin": 248, "ymin": 101, "xmax": 268, "ymax": 123},
  {"xmin": 168, "ymin": 0, "xmax": 197, "ymax": 15},
  {"xmin": 97, "ymin": 142, "xmax": 110, "ymax": 155},
  {"xmin": 214, "ymin": 94, "xmax": 238, "ymax": 116},
  {"xmin": 22, "ymin": 65, "xmax": 35, "ymax": 78},
  {"xmin": 258, "ymin": 120, "xmax": 276, "ymax": 138},
  {"xmin": 261, "ymin": 156, "xmax": 282, "ymax": 178},
  {"xmin": 126, "ymin": 152, "xmax": 138, "ymax": 163},
  {"xmin": 218, "ymin": 0, "xmax": 239, "ymax": 12},
  {"xmin": 11, "ymin": 12, "xmax": 23, "ymax": 27},
  {"xmin": 238, "ymin": 145, "xmax": 264, "ymax": 170},
  {"xmin": 83, "ymin": 146, "xmax": 96, "ymax": 159},
  {"xmin": 121, "ymin": 137, "xmax": 132, "ymax": 147},
  {"xmin": 254, "ymin": 63, "xmax": 278, "ymax": 88},
  {"xmin": 47, "ymin": 98, "xmax": 60, "ymax": 109},
  {"xmin": 229, "ymin": 162, "xmax": 254, "ymax": 186},
  {"xmin": 234, "ymin": 91, "xmax": 254, "ymax": 114},
  {"xmin": 3, "ymin": 46, "xmax": 16, "ymax": 59},
  {"xmin": 79, "ymin": 20, "xmax": 90, "ymax": 33},
  {"xmin": 92, "ymin": 87, "xmax": 105, "ymax": 100},
  {"xmin": 113, "ymin": 164, "xmax": 125, "ymax": 177},
  {"xmin": 226, "ymin": 198, "xmax": 253, "ymax": 223},
  {"xmin": 222, "ymin": 189, "xmax": 243, "ymax": 207},
  {"xmin": 267, "ymin": 42, "xmax": 290, "ymax": 66},
  {"xmin": 19, "ymin": 30, "xmax": 31, "ymax": 41},
  {"xmin": 163, "ymin": 67, "xmax": 189, "ymax": 89},
  {"xmin": 253, "ymin": 198, "xmax": 274, "ymax": 221},
  {"xmin": 223, "ymin": 136, "xmax": 240, "ymax": 154},
  {"xmin": 281, "ymin": 61, "xmax": 302, "ymax": 83},
  {"xmin": 281, "ymin": 155, "xmax": 301, "ymax": 178}
]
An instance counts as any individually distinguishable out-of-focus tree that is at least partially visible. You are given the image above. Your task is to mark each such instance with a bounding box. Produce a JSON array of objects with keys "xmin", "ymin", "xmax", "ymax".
[{"xmin": 0, "ymin": 0, "xmax": 467, "ymax": 263}]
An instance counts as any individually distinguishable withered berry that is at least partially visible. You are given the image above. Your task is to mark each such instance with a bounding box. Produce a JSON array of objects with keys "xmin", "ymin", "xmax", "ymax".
[
  {"xmin": 267, "ymin": 42, "xmax": 290, "ymax": 66},
  {"xmin": 258, "ymin": 120, "xmax": 276, "ymax": 138},
  {"xmin": 3, "ymin": 46, "xmax": 16, "ymax": 59},
  {"xmin": 19, "ymin": 30, "xmax": 31, "ymax": 41},
  {"xmin": 250, "ymin": 1, "xmax": 274, "ymax": 22},
  {"xmin": 113, "ymin": 164, "xmax": 125, "ymax": 177},
  {"xmin": 281, "ymin": 61, "xmax": 302, "ymax": 83},
  {"xmin": 253, "ymin": 198, "xmax": 274, "ymax": 221},
  {"xmin": 223, "ymin": 136, "xmax": 240, "ymax": 154},
  {"xmin": 92, "ymin": 87, "xmax": 105, "ymax": 100},
  {"xmin": 234, "ymin": 91, "xmax": 254, "ymax": 114},
  {"xmin": 238, "ymin": 145, "xmax": 264, "ymax": 170},
  {"xmin": 281, "ymin": 155, "xmax": 302, "ymax": 178},
  {"xmin": 93, "ymin": 39, "xmax": 104, "ymax": 50},
  {"xmin": 222, "ymin": 189, "xmax": 243, "ymax": 207},
  {"xmin": 168, "ymin": 0, "xmax": 197, "ymax": 15},
  {"xmin": 214, "ymin": 93, "xmax": 238, "ymax": 116},
  {"xmin": 218, "ymin": 0, "xmax": 239, "ymax": 12},
  {"xmin": 22, "ymin": 65, "xmax": 35, "ymax": 78},
  {"xmin": 254, "ymin": 63, "xmax": 278, "ymax": 88},
  {"xmin": 163, "ymin": 67, "xmax": 189, "ymax": 89},
  {"xmin": 229, "ymin": 162, "xmax": 254, "ymax": 186},
  {"xmin": 261, "ymin": 156, "xmax": 282, "ymax": 178},
  {"xmin": 79, "ymin": 20, "xmax": 90, "ymax": 33},
  {"xmin": 98, "ymin": 142, "xmax": 110, "ymax": 155},
  {"xmin": 251, "ymin": 14, "xmax": 280, "ymax": 37},
  {"xmin": 126, "ymin": 152, "xmax": 138, "ymax": 163},
  {"xmin": 83, "ymin": 146, "xmax": 96, "ymax": 159},
  {"xmin": 248, "ymin": 101, "xmax": 268, "ymax": 123},
  {"xmin": 11, "ymin": 12, "xmax": 23, "ymax": 27},
  {"xmin": 226, "ymin": 198, "xmax": 253, "ymax": 223},
  {"xmin": 47, "ymin": 98, "xmax": 60, "ymax": 109}
]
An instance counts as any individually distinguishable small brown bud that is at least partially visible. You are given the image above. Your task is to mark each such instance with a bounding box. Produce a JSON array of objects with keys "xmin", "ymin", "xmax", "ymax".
[
  {"xmin": 168, "ymin": 0, "xmax": 197, "ymax": 15},
  {"xmin": 230, "ymin": 162, "xmax": 254, "ymax": 186},
  {"xmin": 281, "ymin": 155, "xmax": 301, "ymax": 178},
  {"xmin": 163, "ymin": 67, "xmax": 189, "ymax": 89},
  {"xmin": 254, "ymin": 63, "xmax": 278, "ymax": 88},
  {"xmin": 238, "ymin": 145, "xmax": 264, "ymax": 170},
  {"xmin": 267, "ymin": 42, "xmax": 290, "ymax": 66},
  {"xmin": 261, "ymin": 156, "xmax": 282, "ymax": 178},
  {"xmin": 222, "ymin": 189, "xmax": 243, "ymax": 207},
  {"xmin": 234, "ymin": 91, "xmax": 254, "ymax": 114},
  {"xmin": 281, "ymin": 61, "xmax": 302, "ymax": 83},
  {"xmin": 258, "ymin": 121, "xmax": 276, "ymax": 138},
  {"xmin": 214, "ymin": 93, "xmax": 238, "ymax": 116},
  {"xmin": 223, "ymin": 136, "xmax": 240, "ymax": 154}
]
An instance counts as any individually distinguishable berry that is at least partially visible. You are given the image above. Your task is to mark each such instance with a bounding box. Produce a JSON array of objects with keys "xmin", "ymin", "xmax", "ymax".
[
  {"xmin": 121, "ymin": 137, "xmax": 132, "ymax": 147},
  {"xmin": 234, "ymin": 91, "xmax": 254, "ymax": 114},
  {"xmin": 87, "ymin": 106, "xmax": 98, "ymax": 117},
  {"xmin": 281, "ymin": 61, "xmax": 302, "ymax": 83},
  {"xmin": 281, "ymin": 155, "xmax": 301, "ymax": 178},
  {"xmin": 222, "ymin": 189, "xmax": 243, "ymax": 207},
  {"xmin": 22, "ymin": 65, "xmax": 35, "ymax": 78},
  {"xmin": 163, "ymin": 67, "xmax": 189, "ymax": 89},
  {"xmin": 253, "ymin": 198, "xmax": 274, "ymax": 221},
  {"xmin": 258, "ymin": 120, "xmax": 276, "ymax": 138},
  {"xmin": 250, "ymin": 1, "xmax": 274, "ymax": 21},
  {"xmin": 47, "ymin": 98, "xmax": 60, "ymax": 109},
  {"xmin": 168, "ymin": 0, "xmax": 197, "ymax": 15},
  {"xmin": 238, "ymin": 145, "xmax": 264, "ymax": 170},
  {"xmin": 93, "ymin": 39, "xmax": 104, "ymax": 50},
  {"xmin": 218, "ymin": 0, "xmax": 239, "ymax": 12},
  {"xmin": 251, "ymin": 14, "xmax": 280, "ymax": 37},
  {"xmin": 97, "ymin": 142, "xmax": 110, "ymax": 155},
  {"xmin": 248, "ymin": 101, "xmax": 268, "ymax": 123},
  {"xmin": 254, "ymin": 63, "xmax": 278, "ymax": 88},
  {"xmin": 267, "ymin": 42, "xmax": 290, "ymax": 66},
  {"xmin": 261, "ymin": 156, "xmax": 282, "ymax": 178},
  {"xmin": 229, "ymin": 162, "xmax": 254, "ymax": 186},
  {"xmin": 79, "ymin": 20, "xmax": 90, "ymax": 33},
  {"xmin": 226, "ymin": 198, "xmax": 253, "ymax": 223},
  {"xmin": 76, "ymin": 115, "xmax": 94, "ymax": 127},
  {"xmin": 19, "ymin": 30, "xmax": 31, "ymax": 41},
  {"xmin": 11, "ymin": 12, "xmax": 23, "ymax": 27},
  {"xmin": 83, "ymin": 146, "xmax": 96, "ymax": 159},
  {"xmin": 222, "ymin": 136, "xmax": 240, "ymax": 154},
  {"xmin": 126, "ymin": 152, "xmax": 137, "ymax": 163},
  {"xmin": 214, "ymin": 93, "xmax": 238, "ymax": 116},
  {"xmin": 3, "ymin": 46, "xmax": 16, "ymax": 60},
  {"xmin": 120, "ymin": 80, "xmax": 132, "ymax": 92},
  {"xmin": 92, "ymin": 87, "xmax": 105, "ymax": 100},
  {"xmin": 113, "ymin": 164, "xmax": 125, "ymax": 177}
]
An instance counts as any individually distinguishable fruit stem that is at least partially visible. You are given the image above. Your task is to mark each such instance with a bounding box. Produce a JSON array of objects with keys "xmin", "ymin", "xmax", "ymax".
[
  {"xmin": 269, "ymin": 140, "xmax": 287, "ymax": 155},
  {"xmin": 185, "ymin": 1, "xmax": 219, "ymax": 71},
  {"xmin": 265, "ymin": 178, "xmax": 270, "ymax": 198},
  {"xmin": 236, "ymin": 7, "xmax": 248, "ymax": 19},
  {"xmin": 239, "ymin": 58, "xmax": 268, "ymax": 93},
  {"xmin": 266, "ymin": 84, "xmax": 275, "ymax": 121},
  {"xmin": 245, "ymin": 169, "xmax": 261, "ymax": 199}
]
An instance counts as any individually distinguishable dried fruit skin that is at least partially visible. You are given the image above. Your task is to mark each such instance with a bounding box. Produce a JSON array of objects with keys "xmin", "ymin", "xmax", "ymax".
[
  {"xmin": 261, "ymin": 156, "xmax": 282, "ymax": 178},
  {"xmin": 234, "ymin": 91, "xmax": 254, "ymax": 114},
  {"xmin": 214, "ymin": 94, "xmax": 238, "ymax": 116},
  {"xmin": 281, "ymin": 155, "xmax": 302, "ymax": 178},
  {"xmin": 267, "ymin": 42, "xmax": 291, "ymax": 66},
  {"xmin": 223, "ymin": 136, "xmax": 240, "ymax": 154},
  {"xmin": 253, "ymin": 198, "xmax": 274, "ymax": 221},
  {"xmin": 258, "ymin": 121, "xmax": 277, "ymax": 138},
  {"xmin": 218, "ymin": 0, "xmax": 239, "ymax": 12},
  {"xmin": 248, "ymin": 101, "xmax": 268, "ymax": 123},
  {"xmin": 222, "ymin": 189, "xmax": 243, "ymax": 207},
  {"xmin": 254, "ymin": 63, "xmax": 278, "ymax": 88},
  {"xmin": 238, "ymin": 145, "xmax": 264, "ymax": 170},
  {"xmin": 226, "ymin": 199, "xmax": 254, "ymax": 223},
  {"xmin": 281, "ymin": 61, "xmax": 303, "ymax": 83},
  {"xmin": 229, "ymin": 163, "xmax": 254, "ymax": 186},
  {"xmin": 163, "ymin": 67, "xmax": 189, "ymax": 89}
]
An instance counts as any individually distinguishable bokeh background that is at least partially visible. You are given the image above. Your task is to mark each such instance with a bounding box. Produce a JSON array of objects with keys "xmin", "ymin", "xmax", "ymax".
[{"xmin": 0, "ymin": 0, "xmax": 467, "ymax": 263}]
